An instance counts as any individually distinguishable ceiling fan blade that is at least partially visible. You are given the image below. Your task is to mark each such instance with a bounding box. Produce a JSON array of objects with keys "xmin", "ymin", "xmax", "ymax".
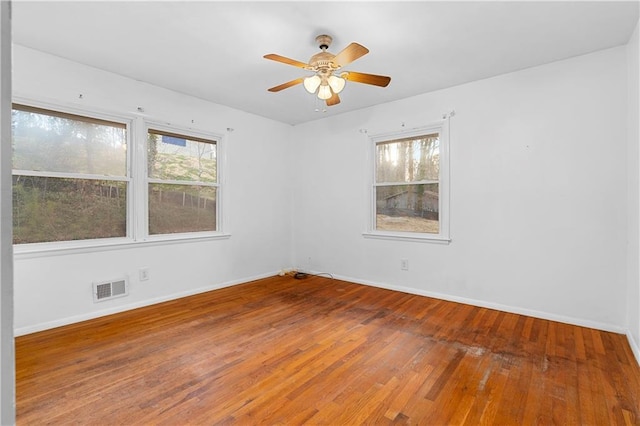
[
  {"xmin": 343, "ymin": 71, "xmax": 391, "ymax": 87},
  {"xmin": 263, "ymin": 54, "xmax": 310, "ymax": 69},
  {"xmin": 332, "ymin": 43, "xmax": 369, "ymax": 67},
  {"xmin": 268, "ymin": 78, "xmax": 304, "ymax": 92},
  {"xmin": 326, "ymin": 92, "xmax": 340, "ymax": 106}
]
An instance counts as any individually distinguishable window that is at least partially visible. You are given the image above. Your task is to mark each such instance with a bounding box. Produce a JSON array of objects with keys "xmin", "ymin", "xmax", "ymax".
[
  {"xmin": 368, "ymin": 123, "xmax": 450, "ymax": 242},
  {"xmin": 147, "ymin": 128, "xmax": 218, "ymax": 235},
  {"xmin": 12, "ymin": 104, "xmax": 129, "ymax": 244},
  {"xmin": 11, "ymin": 101, "xmax": 225, "ymax": 248}
]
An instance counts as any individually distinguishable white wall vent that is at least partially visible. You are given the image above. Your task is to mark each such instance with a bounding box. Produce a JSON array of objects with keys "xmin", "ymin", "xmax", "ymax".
[{"xmin": 93, "ymin": 277, "xmax": 128, "ymax": 303}]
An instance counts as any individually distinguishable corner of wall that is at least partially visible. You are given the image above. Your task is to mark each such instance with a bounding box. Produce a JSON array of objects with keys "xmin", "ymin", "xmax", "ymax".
[{"xmin": 627, "ymin": 17, "xmax": 640, "ymax": 364}]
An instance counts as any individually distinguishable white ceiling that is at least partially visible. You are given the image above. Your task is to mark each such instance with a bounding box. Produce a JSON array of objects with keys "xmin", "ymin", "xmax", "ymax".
[{"xmin": 11, "ymin": 1, "xmax": 640, "ymax": 126}]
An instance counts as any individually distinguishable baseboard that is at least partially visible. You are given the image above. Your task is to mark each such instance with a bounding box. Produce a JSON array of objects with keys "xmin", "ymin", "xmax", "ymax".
[
  {"xmin": 628, "ymin": 330, "xmax": 640, "ymax": 367},
  {"xmin": 327, "ymin": 272, "xmax": 628, "ymax": 335},
  {"xmin": 14, "ymin": 271, "xmax": 279, "ymax": 336}
]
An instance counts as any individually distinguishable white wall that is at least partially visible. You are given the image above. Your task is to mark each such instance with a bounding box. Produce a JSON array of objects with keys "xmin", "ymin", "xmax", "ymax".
[
  {"xmin": 12, "ymin": 46, "xmax": 294, "ymax": 335},
  {"xmin": 292, "ymin": 46, "xmax": 630, "ymax": 332},
  {"xmin": 628, "ymin": 19, "xmax": 640, "ymax": 362}
]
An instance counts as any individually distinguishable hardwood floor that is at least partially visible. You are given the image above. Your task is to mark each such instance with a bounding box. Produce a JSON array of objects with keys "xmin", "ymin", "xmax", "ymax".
[{"xmin": 16, "ymin": 275, "xmax": 640, "ymax": 425}]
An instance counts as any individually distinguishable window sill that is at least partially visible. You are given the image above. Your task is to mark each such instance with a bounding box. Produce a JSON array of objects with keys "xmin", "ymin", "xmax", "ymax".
[
  {"xmin": 362, "ymin": 231, "xmax": 451, "ymax": 244},
  {"xmin": 14, "ymin": 233, "xmax": 231, "ymax": 259}
]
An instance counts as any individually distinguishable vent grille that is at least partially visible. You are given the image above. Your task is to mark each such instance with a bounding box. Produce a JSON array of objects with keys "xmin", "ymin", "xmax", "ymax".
[{"xmin": 93, "ymin": 278, "xmax": 128, "ymax": 302}]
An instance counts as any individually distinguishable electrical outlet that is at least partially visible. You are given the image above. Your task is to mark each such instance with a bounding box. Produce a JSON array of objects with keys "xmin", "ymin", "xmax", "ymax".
[
  {"xmin": 401, "ymin": 259, "xmax": 409, "ymax": 271},
  {"xmin": 139, "ymin": 268, "xmax": 150, "ymax": 281}
]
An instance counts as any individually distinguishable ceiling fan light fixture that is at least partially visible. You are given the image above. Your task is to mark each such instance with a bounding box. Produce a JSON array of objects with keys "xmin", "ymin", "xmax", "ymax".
[
  {"xmin": 303, "ymin": 75, "xmax": 321, "ymax": 93},
  {"xmin": 317, "ymin": 84, "xmax": 332, "ymax": 100},
  {"xmin": 328, "ymin": 75, "xmax": 346, "ymax": 94},
  {"xmin": 264, "ymin": 34, "xmax": 391, "ymax": 107}
]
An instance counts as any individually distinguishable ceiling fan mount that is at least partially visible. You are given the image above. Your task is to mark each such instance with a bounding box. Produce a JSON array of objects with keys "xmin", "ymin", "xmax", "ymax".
[
  {"xmin": 264, "ymin": 34, "xmax": 391, "ymax": 107},
  {"xmin": 315, "ymin": 34, "xmax": 333, "ymax": 50}
]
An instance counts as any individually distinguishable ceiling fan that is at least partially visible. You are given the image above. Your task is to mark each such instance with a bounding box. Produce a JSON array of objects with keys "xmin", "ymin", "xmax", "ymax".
[{"xmin": 264, "ymin": 35, "xmax": 391, "ymax": 107}]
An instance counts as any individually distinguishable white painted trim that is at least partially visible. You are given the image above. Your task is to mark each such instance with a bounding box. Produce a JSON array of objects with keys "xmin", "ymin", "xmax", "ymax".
[
  {"xmin": 12, "ymin": 95, "xmax": 135, "ymax": 129},
  {"xmin": 14, "ymin": 270, "xmax": 279, "ymax": 336},
  {"xmin": 368, "ymin": 121, "xmax": 446, "ymax": 144},
  {"xmin": 362, "ymin": 231, "xmax": 451, "ymax": 244},
  {"xmin": 375, "ymin": 180, "xmax": 439, "ymax": 187},
  {"xmin": 322, "ymin": 272, "xmax": 628, "ymax": 334},
  {"xmin": 145, "ymin": 121, "xmax": 224, "ymax": 146},
  {"xmin": 147, "ymin": 178, "xmax": 219, "ymax": 187},
  {"xmin": 131, "ymin": 116, "xmax": 147, "ymax": 241},
  {"xmin": 13, "ymin": 232, "xmax": 231, "ymax": 259},
  {"xmin": 12, "ymin": 170, "xmax": 130, "ymax": 182},
  {"xmin": 627, "ymin": 330, "xmax": 640, "ymax": 367}
]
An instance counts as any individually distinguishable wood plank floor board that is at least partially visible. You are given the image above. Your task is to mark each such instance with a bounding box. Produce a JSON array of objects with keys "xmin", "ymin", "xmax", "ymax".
[
  {"xmin": 16, "ymin": 275, "xmax": 640, "ymax": 425},
  {"xmin": 383, "ymin": 368, "xmax": 430, "ymax": 422},
  {"xmin": 432, "ymin": 351, "xmax": 487, "ymax": 425},
  {"xmin": 464, "ymin": 355, "xmax": 509, "ymax": 425}
]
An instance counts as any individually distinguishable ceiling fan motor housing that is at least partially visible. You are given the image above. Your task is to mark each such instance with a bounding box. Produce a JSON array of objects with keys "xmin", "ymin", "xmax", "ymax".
[
  {"xmin": 309, "ymin": 35, "xmax": 340, "ymax": 72},
  {"xmin": 309, "ymin": 52, "xmax": 338, "ymax": 72}
]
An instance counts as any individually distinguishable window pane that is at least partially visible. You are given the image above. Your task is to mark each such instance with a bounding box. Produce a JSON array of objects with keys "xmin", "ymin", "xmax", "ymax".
[
  {"xmin": 375, "ymin": 184, "xmax": 439, "ymax": 233},
  {"xmin": 148, "ymin": 131, "xmax": 217, "ymax": 183},
  {"xmin": 149, "ymin": 184, "xmax": 216, "ymax": 234},
  {"xmin": 376, "ymin": 134, "xmax": 439, "ymax": 183},
  {"xmin": 13, "ymin": 176, "xmax": 126, "ymax": 244},
  {"xmin": 12, "ymin": 107, "xmax": 127, "ymax": 176}
]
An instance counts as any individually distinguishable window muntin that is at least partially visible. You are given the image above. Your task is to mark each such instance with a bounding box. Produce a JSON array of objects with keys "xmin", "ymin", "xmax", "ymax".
[
  {"xmin": 11, "ymin": 104, "xmax": 129, "ymax": 244},
  {"xmin": 147, "ymin": 129, "xmax": 218, "ymax": 235},
  {"xmin": 371, "ymin": 126, "xmax": 449, "ymax": 241}
]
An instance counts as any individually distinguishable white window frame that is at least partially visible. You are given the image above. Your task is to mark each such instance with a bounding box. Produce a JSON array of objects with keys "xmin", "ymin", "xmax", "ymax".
[
  {"xmin": 363, "ymin": 121, "xmax": 451, "ymax": 243},
  {"xmin": 11, "ymin": 100, "xmax": 134, "ymax": 251},
  {"xmin": 12, "ymin": 98, "xmax": 229, "ymax": 257},
  {"xmin": 143, "ymin": 122, "xmax": 224, "ymax": 241}
]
